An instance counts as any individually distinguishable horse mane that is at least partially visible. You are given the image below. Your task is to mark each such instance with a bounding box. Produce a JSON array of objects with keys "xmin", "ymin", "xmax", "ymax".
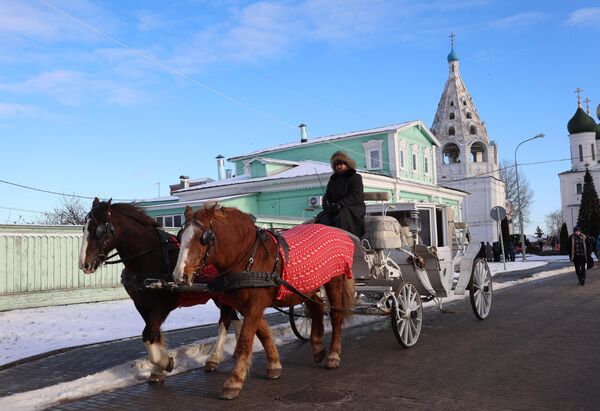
[
  {"xmin": 111, "ymin": 202, "xmax": 159, "ymax": 228},
  {"xmin": 197, "ymin": 204, "xmax": 253, "ymax": 227}
]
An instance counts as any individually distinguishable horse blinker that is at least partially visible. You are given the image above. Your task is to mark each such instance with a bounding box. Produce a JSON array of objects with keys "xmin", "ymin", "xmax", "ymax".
[{"xmin": 201, "ymin": 229, "xmax": 214, "ymax": 246}]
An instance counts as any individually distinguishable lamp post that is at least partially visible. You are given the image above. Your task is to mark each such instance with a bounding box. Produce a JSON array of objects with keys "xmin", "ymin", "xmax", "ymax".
[{"xmin": 514, "ymin": 133, "xmax": 544, "ymax": 261}]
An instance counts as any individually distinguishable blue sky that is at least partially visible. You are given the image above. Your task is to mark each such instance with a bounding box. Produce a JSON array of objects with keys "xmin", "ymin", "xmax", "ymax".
[{"xmin": 0, "ymin": 0, "xmax": 598, "ymax": 233}]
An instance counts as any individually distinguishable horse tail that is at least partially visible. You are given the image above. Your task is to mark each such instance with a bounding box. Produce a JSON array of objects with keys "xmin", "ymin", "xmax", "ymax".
[{"xmin": 341, "ymin": 276, "xmax": 356, "ymax": 321}]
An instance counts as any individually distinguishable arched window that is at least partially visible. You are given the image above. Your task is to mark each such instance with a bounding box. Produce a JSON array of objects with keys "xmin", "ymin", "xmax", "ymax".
[
  {"xmin": 448, "ymin": 126, "xmax": 455, "ymax": 136},
  {"xmin": 579, "ymin": 145, "xmax": 583, "ymax": 161},
  {"xmin": 469, "ymin": 125, "xmax": 477, "ymax": 135},
  {"xmin": 466, "ymin": 112, "xmax": 472, "ymax": 119},
  {"xmin": 450, "ymin": 101, "xmax": 454, "ymax": 106},
  {"xmin": 463, "ymin": 100, "xmax": 467, "ymax": 106},
  {"xmin": 576, "ymin": 183, "xmax": 583, "ymax": 195},
  {"xmin": 470, "ymin": 142, "xmax": 488, "ymax": 163},
  {"xmin": 449, "ymin": 112, "xmax": 455, "ymax": 120},
  {"xmin": 442, "ymin": 143, "xmax": 460, "ymax": 165}
]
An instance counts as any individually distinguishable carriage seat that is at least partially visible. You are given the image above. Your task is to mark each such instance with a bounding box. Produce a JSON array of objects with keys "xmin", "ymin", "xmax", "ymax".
[{"xmin": 363, "ymin": 191, "xmax": 391, "ymax": 202}]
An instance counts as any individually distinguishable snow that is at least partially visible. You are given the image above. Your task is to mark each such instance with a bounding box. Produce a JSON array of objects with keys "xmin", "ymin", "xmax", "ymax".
[{"xmin": 0, "ymin": 255, "xmax": 573, "ymax": 410}]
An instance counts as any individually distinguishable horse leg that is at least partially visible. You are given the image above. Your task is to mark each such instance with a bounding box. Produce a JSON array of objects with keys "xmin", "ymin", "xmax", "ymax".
[
  {"xmin": 323, "ymin": 277, "xmax": 345, "ymax": 369},
  {"xmin": 306, "ymin": 295, "xmax": 326, "ymax": 363},
  {"xmin": 254, "ymin": 317, "xmax": 282, "ymax": 379},
  {"xmin": 205, "ymin": 305, "xmax": 242, "ymax": 372},
  {"xmin": 138, "ymin": 303, "xmax": 174, "ymax": 383},
  {"xmin": 222, "ymin": 303, "xmax": 263, "ymax": 400}
]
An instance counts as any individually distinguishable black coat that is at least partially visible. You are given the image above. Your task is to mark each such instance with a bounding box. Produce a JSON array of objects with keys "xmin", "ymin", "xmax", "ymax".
[{"xmin": 319, "ymin": 169, "xmax": 366, "ymax": 237}]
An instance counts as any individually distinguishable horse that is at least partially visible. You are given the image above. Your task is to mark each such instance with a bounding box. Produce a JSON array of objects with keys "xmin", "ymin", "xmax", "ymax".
[
  {"xmin": 78, "ymin": 198, "xmax": 240, "ymax": 383},
  {"xmin": 173, "ymin": 204, "xmax": 356, "ymax": 400}
]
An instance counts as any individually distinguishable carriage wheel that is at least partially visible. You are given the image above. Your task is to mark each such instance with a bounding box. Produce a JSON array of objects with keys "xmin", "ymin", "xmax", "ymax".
[
  {"xmin": 391, "ymin": 283, "xmax": 423, "ymax": 348},
  {"xmin": 289, "ymin": 303, "xmax": 312, "ymax": 341},
  {"xmin": 469, "ymin": 258, "xmax": 493, "ymax": 320}
]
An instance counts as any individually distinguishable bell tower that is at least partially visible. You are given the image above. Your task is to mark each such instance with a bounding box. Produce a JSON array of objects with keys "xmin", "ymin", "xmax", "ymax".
[{"xmin": 430, "ymin": 34, "xmax": 506, "ymax": 243}]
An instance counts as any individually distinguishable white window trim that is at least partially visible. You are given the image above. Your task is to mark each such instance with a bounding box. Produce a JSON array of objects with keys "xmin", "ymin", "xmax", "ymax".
[
  {"xmin": 423, "ymin": 148, "xmax": 431, "ymax": 176},
  {"xmin": 398, "ymin": 139, "xmax": 407, "ymax": 170},
  {"xmin": 156, "ymin": 214, "xmax": 183, "ymax": 228},
  {"xmin": 362, "ymin": 139, "xmax": 384, "ymax": 170},
  {"xmin": 411, "ymin": 144, "xmax": 419, "ymax": 173}
]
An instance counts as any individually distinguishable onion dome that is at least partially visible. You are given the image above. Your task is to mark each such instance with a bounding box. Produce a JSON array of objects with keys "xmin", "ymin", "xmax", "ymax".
[
  {"xmin": 447, "ymin": 49, "xmax": 459, "ymax": 62},
  {"xmin": 597, "ymin": 105, "xmax": 600, "ymax": 139},
  {"xmin": 567, "ymin": 107, "xmax": 597, "ymax": 134}
]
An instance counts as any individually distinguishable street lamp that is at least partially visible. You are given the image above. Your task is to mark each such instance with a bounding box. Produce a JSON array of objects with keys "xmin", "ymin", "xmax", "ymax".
[{"xmin": 514, "ymin": 133, "xmax": 545, "ymax": 261}]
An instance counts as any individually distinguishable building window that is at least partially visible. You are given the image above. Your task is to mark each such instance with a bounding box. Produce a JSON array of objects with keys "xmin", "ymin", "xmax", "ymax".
[
  {"xmin": 466, "ymin": 112, "xmax": 472, "ymax": 119},
  {"xmin": 450, "ymin": 101, "xmax": 454, "ymax": 106},
  {"xmin": 156, "ymin": 214, "xmax": 182, "ymax": 228},
  {"xmin": 424, "ymin": 157, "xmax": 429, "ymax": 174},
  {"xmin": 448, "ymin": 126, "xmax": 455, "ymax": 136},
  {"xmin": 579, "ymin": 145, "xmax": 583, "ymax": 162},
  {"xmin": 469, "ymin": 125, "xmax": 477, "ymax": 135},
  {"xmin": 442, "ymin": 143, "xmax": 460, "ymax": 164},
  {"xmin": 412, "ymin": 153, "xmax": 417, "ymax": 171},
  {"xmin": 463, "ymin": 100, "xmax": 467, "ymax": 106},
  {"xmin": 449, "ymin": 112, "xmax": 455, "ymax": 120},
  {"xmin": 592, "ymin": 144, "xmax": 596, "ymax": 161},
  {"xmin": 399, "ymin": 150, "xmax": 405, "ymax": 169},
  {"xmin": 576, "ymin": 183, "xmax": 583, "ymax": 195},
  {"xmin": 362, "ymin": 139, "xmax": 383, "ymax": 170},
  {"xmin": 369, "ymin": 150, "xmax": 381, "ymax": 169}
]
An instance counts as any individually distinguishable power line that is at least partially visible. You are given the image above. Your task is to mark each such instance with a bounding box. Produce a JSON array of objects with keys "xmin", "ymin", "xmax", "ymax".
[
  {"xmin": 0, "ymin": 179, "xmax": 131, "ymax": 202},
  {"xmin": 38, "ymin": 0, "xmax": 297, "ymax": 130},
  {"xmin": 0, "ymin": 206, "xmax": 45, "ymax": 214}
]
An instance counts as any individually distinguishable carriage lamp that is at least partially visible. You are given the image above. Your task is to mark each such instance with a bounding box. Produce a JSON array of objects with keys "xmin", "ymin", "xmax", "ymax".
[{"xmin": 409, "ymin": 209, "xmax": 421, "ymax": 244}]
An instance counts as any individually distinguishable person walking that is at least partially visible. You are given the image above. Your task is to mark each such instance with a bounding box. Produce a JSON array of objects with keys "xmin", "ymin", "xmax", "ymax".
[
  {"xmin": 485, "ymin": 242, "xmax": 493, "ymax": 262},
  {"xmin": 315, "ymin": 151, "xmax": 366, "ymax": 237},
  {"xmin": 569, "ymin": 226, "xmax": 587, "ymax": 286}
]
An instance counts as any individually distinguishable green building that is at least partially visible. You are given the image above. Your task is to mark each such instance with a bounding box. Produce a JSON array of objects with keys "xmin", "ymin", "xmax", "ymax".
[{"xmin": 141, "ymin": 121, "xmax": 466, "ymax": 227}]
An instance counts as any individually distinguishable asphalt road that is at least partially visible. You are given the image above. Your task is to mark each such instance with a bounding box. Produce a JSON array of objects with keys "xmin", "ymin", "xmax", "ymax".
[{"xmin": 46, "ymin": 263, "xmax": 600, "ymax": 410}]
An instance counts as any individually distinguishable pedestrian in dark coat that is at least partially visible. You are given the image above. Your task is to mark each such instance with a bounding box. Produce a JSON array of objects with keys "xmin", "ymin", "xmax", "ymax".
[
  {"xmin": 485, "ymin": 242, "xmax": 493, "ymax": 262},
  {"xmin": 569, "ymin": 226, "xmax": 587, "ymax": 286},
  {"xmin": 492, "ymin": 242, "xmax": 501, "ymax": 262},
  {"xmin": 316, "ymin": 151, "xmax": 366, "ymax": 237}
]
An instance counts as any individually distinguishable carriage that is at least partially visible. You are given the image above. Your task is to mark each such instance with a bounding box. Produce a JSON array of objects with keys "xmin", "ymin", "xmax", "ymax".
[{"xmin": 289, "ymin": 192, "xmax": 492, "ymax": 347}]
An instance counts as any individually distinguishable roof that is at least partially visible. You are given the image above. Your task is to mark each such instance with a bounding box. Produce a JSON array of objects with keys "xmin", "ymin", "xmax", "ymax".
[{"xmin": 229, "ymin": 121, "xmax": 438, "ymax": 161}]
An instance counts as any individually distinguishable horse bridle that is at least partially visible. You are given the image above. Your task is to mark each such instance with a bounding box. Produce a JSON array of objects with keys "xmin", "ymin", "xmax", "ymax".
[
  {"xmin": 85, "ymin": 208, "xmax": 117, "ymax": 264},
  {"xmin": 182, "ymin": 218, "xmax": 216, "ymax": 270}
]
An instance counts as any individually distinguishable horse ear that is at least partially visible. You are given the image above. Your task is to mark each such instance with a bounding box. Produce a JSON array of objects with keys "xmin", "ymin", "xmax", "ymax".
[
  {"xmin": 107, "ymin": 198, "xmax": 112, "ymax": 206},
  {"xmin": 185, "ymin": 206, "xmax": 194, "ymax": 220},
  {"xmin": 93, "ymin": 197, "xmax": 100, "ymax": 207}
]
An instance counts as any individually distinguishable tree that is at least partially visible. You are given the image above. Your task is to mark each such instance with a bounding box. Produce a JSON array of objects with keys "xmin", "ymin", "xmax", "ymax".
[
  {"xmin": 535, "ymin": 226, "xmax": 543, "ymax": 238},
  {"xmin": 499, "ymin": 160, "xmax": 534, "ymax": 232},
  {"xmin": 40, "ymin": 196, "xmax": 88, "ymax": 225},
  {"xmin": 576, "ymin": 168, "xmax": 600, "ymax": 238},
  {"xmin": 544, "ymin": 209, "xmax": 563, "ymax": 239},
  {"xmin": 559, "ymin": 222, "xmax": 570, "ymax": 255}
]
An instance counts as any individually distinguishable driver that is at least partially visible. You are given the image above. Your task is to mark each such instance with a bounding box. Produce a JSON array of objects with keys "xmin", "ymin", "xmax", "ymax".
[{"xmin": 315, "ymin": 151, "xmax": 366, "ymax": 237}]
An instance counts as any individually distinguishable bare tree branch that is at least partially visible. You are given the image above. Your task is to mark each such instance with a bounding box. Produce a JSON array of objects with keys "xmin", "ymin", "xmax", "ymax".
[
  {"xmin": 498, "ymin": 160, "xmax": 534, "ymax": 228},
  {"xmin": 39, "ymin": 196, "xmax": 87, "ymax": 225}
]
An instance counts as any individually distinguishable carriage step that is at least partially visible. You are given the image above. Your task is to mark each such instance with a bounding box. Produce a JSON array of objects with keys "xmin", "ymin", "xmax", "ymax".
[{"xmin": 355, "ymin": 285, "xmax": 394, "ymax": 293}]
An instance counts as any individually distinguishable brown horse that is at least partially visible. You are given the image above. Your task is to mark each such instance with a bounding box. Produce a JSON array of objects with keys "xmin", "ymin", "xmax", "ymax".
[
  {"xmin": 78, "ymin": 198, "xmax": 240, "ymax": 383},
  {"xmin": 174, "ymin": 204, "xmax": 356, "ymax": 399}
]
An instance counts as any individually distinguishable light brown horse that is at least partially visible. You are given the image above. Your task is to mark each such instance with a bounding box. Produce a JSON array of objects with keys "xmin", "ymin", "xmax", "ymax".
[
  {"xmin": 79, "ymin": 198, "xmax": 240, "ymax": 383},
  {"xmin": 174, "ymin": 204, "xmax": 356, "ymax": 400}
]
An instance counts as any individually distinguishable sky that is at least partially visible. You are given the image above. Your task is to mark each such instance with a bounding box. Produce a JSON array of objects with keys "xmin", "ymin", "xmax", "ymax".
[
  {"xmin": 0, "ymin": 0, "xmax": 598, "ymax": 233},
  {"xmin": 0, "ymin": 256, "xmax": 570, "ymax": 410}
]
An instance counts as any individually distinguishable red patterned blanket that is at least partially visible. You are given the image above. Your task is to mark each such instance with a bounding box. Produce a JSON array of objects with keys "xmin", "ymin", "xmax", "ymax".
[{"xmin": 276, "ymin": 224, "xmax": 354, "ymax": 300}]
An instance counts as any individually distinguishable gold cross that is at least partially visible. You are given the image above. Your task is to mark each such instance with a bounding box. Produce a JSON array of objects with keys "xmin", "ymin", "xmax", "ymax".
[
  {"xmin": 449, "ymin": 32, "xmax": 455, "ymax": 49},
  {"xmin": 575, "ymin": 88, "xmax": 583, "ymax": 107}
]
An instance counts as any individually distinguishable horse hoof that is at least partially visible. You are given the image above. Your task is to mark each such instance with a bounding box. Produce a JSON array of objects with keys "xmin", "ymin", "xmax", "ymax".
[
  {"xmin": 165, "ymin": 357, "xmax": 174, "ymax": 373},
  {"xmin": 326, "ymin": 358, "xmax": 340, "ymax": 369},
  {"xmin": 221, "ymin": 387, "xmax": 241, "ymax": 400},
  {"xmin": 266, "ymin": 367, "xmax": 282, "ymax": 379},
  {"xmin": 147, "ymin": 373, "xmax": 165, "ymax": 384},
  {"xmin": 204, "ymin": 361, "xmax": 219, "ymax": 372},
  {"xmin": 313, "ymin": 349, "xmax": 326, "ymax": 363}
]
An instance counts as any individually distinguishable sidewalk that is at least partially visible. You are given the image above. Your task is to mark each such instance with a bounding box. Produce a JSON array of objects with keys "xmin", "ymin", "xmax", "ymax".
[{"xmin": 0, "ymin": 261, "xmax": 575, "ymax": 407}]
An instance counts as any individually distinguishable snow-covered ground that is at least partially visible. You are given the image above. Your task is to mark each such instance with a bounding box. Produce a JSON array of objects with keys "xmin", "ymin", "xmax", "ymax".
[{"xmin": 0, "ymin": 255, "xmax": 573, "ymax": 410}]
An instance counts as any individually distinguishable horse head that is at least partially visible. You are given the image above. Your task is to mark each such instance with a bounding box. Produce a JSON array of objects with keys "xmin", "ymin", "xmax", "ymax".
[
  {"xmin": 79, "ymin": 197, "xmax": 116, "ymax": 274},
  {"xmin": 173, "ymin": 204, "xmax": 257, "ymax": 286}
]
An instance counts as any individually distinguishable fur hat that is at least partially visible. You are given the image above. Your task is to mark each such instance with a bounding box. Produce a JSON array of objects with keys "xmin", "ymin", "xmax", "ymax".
[
  {"xmin": 574, "ymin": 225, "xmax": 581, "ymax": 232},
  {"xmin": 330, "ymin": 151, "xmax": 357, "ymax": 171}
]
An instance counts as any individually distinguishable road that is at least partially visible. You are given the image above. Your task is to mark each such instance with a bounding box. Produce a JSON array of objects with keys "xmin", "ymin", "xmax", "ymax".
[{"xmin": 45, "ymin": 264, "xmax": 599, "ymax": 410}]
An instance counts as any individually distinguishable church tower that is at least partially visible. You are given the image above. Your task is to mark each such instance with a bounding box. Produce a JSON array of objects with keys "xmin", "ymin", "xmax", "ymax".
[
  {"xmin": 559, "ymin": 90, "xmax": 600, "ymax": 232},
  {"xmin": 431, "ymin": 34, "xmax": 506, "ymax": 243}
]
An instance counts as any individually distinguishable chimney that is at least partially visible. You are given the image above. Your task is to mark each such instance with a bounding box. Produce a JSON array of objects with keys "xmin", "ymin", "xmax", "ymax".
[
  {"xmin": 299, "ymin": 123, "xmax": 308, "ymax": 143},
  {"xmin": 225, "ymin": 169, "xmax": 232, "ymax": 179},
  {"xmin": 179, "ymin": 175, "xmax": 190, "ymax": 189},
  {"xmin": 216, "ymin": 155, "xmax": 225, "ymax": 180}
]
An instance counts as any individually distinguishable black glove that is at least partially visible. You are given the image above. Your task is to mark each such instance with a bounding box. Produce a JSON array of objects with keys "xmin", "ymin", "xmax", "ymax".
[{"xmin": 333, "ymin": 202, "xmax": 342, "ymax": 211}]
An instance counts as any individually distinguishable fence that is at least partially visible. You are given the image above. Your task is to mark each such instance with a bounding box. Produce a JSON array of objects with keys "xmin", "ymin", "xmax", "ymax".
[{"xmin": 0, "ymin": 225, "xmax": 126, "ymax": 311}]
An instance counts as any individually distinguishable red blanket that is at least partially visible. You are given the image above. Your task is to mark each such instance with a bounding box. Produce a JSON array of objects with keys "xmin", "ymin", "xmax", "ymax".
[{"xmin": 276, "ymin": 224, "xmax": 354, "ymax": 300}]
